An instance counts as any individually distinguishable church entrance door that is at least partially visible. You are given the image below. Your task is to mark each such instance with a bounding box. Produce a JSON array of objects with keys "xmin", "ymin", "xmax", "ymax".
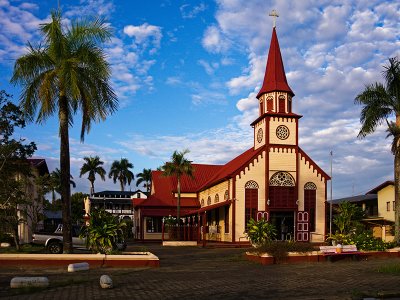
[{"xmin": 269, "ymin": 211, "xmax": 295, "ymax": 241}]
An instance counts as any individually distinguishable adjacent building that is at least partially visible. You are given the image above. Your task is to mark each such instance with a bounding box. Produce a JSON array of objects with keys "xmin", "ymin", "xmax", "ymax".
[{"xmin": 332, "ymin": 181, "xmax": 395, "ymax": 242}]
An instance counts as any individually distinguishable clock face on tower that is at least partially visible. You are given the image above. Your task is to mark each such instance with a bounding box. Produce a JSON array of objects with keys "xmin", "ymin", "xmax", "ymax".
[
  {"xmin": 257, "ymin": 128, "xmax": 263, "ymax": 143},
  {"xmin": 276, "ymin": 125, "xmax": 290, "ymax": 140}
]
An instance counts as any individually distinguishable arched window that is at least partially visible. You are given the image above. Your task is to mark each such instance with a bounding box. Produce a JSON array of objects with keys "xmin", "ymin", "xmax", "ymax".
[
  {"xmin": 267, "ymin": 96, "xmax": 273, "ymax": 112},
  {"xmin": 245, "ymin": 180, "xmax": 259, "ymax": 229},
  {"xmin": 269, "ymin": 172, "xmax": 296, "ymax": 208},
  {"xmin": 304, "ymin": 182, "xmax": 317, "ymax": 190},
  {"xmin": 201, "ymin": 199, "xmax": 204, "ymax": 207},
  {"xmin": 245, "ymin": 180, "xmax": 259, "ymax": 189},
  {"xmin": 304, "ymin": 182, "xmax": 317, "ymax": 231},
  {"xmin": 279, "ymin": 95, "xmax": 285, "ymax": 113},
  {"xmin": 207, "ymin": 196, "xmax": 211, "ymax": 206},
  {"xmin": 269, "ymin": 172, "xmax": 295, "ymax": 186},
  {"xmin": 214, "ymin": 194, "xmax": 219, "ymax": 203},
  {"xmin": 224, "ymin": 190, "xmax": 229, "ymax": 201},
  {"xmin": 259, "ymin": 100, "xmax": 264, "ymax": 115}
]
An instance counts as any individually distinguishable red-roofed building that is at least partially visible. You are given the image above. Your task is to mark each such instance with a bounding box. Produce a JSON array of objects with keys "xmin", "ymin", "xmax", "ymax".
[{"xmin": 135, "ymin": 23, "xmax": 330, "ymax": 243}]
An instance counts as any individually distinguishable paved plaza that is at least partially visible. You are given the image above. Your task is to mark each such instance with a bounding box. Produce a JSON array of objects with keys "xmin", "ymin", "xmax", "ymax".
[{"xmin": 1, "ymin": 243, "xmax": 400, "ymax": 299}]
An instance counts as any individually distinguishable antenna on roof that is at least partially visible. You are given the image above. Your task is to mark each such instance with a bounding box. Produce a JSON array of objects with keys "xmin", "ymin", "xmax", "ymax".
[{"xmin": 269, "ymin": 9, "xmax": 279, "ymax": 28}]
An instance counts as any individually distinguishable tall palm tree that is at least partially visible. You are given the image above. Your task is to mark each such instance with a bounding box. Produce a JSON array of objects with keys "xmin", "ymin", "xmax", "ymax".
[
  {"xmin": 79, "ymin": 156, "xmax": 106, "ymax": 195},
  {"xmin": 50, "ymin": 168, "xmax": 76, "ymax": 200},
  {"xmin": 109, "ymin": 158, "xmax": 134, "ymax": 191},
  {"xmin": 11, "ymin": 10, "xmax": 117, "ymax": 252},
  {"xmin": 355, "ymin": 57, "xmax": 400, "ymax": 244},
  {"xmin": 162, "ymin": 149, "xmax": 193, "ymax": 227},
  {"xmin": 136, "ymin": 168, "xmax": 152, "ymax": 194}
]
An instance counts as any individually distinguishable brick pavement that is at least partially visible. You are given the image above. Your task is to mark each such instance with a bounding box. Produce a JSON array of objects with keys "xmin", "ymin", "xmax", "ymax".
[{"xmin": 1, "ymin": 243, "xmax": 400, "ymax": 299}]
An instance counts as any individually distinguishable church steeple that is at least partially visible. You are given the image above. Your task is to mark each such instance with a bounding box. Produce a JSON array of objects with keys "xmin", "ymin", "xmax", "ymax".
[{"xmin": 257, "ymin": 27, "xmax": 294, "ymax": 99}]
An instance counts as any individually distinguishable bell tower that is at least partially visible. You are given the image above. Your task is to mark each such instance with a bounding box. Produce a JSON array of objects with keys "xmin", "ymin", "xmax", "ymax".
[{"xmin": 252, "ymin": 11, "xmax": 301, "ymax": 150}]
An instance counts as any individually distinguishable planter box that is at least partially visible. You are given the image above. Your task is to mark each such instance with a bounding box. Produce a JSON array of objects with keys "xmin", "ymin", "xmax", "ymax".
[
  {"xmin": 246, "ymin": 251, "xmax": 320, "ymax": 265},
  {"xmin": 162, "ymin": 241, "xmax": 198, "ymax": 247},
  {"xmin": 246, "ymin": 250, "xmax": 400, "ymax": 265},
  {"xmin": 0, "ymin": 252, "xmax": 159, "ymax": 268}
]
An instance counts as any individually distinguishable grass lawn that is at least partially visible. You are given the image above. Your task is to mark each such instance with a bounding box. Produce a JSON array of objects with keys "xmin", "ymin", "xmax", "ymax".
[
  {"xmin": 0, "ymin": 243, "xmax": 46, "ymax": 254},
  {"xmin": 378, "ymin": 263, "xmax": 400, "ymax": 275}
]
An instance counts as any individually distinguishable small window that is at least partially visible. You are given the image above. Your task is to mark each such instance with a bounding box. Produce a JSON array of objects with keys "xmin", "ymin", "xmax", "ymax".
[
  {"xmin": 387, "ymin": 202, "xmax": 390, "ymax": 212},
  {"xmin": 146, "ymin": 217, "xmax": 162, "ymax": 233}
]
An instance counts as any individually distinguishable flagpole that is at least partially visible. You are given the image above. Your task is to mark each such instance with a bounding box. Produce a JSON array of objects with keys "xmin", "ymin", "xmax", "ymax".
[{"xmin": 329, "ymin": 151, "xmax": 333, "ymax": 236}]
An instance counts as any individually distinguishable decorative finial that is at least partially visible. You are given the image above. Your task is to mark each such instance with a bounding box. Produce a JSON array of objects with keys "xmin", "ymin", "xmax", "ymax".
[{"xmin": 269, "ymin": 9, "xmax": 279, "ymax": 28}]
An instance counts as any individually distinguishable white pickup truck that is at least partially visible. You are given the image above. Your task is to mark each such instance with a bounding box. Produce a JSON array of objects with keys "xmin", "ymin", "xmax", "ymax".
[{"xmin": 32, "ymin": 224, "xmax": 87, "ymax": 254}]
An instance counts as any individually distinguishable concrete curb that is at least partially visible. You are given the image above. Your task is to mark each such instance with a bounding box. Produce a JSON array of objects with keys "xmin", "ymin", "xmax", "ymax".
[{"xmin": 0, "ymin": 252, "xmax": 160, "ymax": 268}]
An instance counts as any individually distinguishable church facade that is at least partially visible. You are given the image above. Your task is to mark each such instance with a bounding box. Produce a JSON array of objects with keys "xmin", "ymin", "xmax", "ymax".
[{"xmin": 135, "ymin": 25, "xmax": 330, "ymax": 243}]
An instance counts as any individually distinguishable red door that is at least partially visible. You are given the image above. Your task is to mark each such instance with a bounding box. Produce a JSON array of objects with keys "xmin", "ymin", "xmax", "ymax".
[{"xmin": 296, "ymin": 211, "xmax": 309, "ymax": 242}]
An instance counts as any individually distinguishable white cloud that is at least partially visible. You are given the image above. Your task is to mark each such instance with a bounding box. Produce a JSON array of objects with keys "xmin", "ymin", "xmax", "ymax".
[
  {"xmin": 180, "ymin": 3, "xmax": 207, "ymax": 19},
  {"xmin": 64, "ymin": 0, "xmax": 115, "ymax": 18},
  {"xmin": 202, "ymin": 26, "xmax": 230, "ymax": 53},
  {"xmin": 123, "ymin": 23, "xmax": 162, "ymax": 50}
]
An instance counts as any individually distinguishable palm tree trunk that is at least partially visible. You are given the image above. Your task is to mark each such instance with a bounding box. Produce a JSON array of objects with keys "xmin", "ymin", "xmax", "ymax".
[
  {"xmin": 395, "ymin": 153, "xmax": 400, "ymax": 245},
  {"xmin": 120, "ymin": 179, "xmax": 124, "ymax": 192},
  {"xmin": 395, "ymin": 115, "xmax": 400, "ymax": 245},
  {"xmin": 177, "ymin": 176, "xmax": 181, "ymax": 240},
  {"xmin": 59, "ymin": 95, "xmax": 73, "ymax": 253},
  {"xmin": 90, "ymin": 180, "xmax": 94, "ymax": 195}
]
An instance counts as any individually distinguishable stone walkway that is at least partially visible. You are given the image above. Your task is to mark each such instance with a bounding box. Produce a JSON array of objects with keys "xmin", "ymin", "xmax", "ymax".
[{"xmin": 1, "ymin": 243, "xmax": 400, "ymax": 299}]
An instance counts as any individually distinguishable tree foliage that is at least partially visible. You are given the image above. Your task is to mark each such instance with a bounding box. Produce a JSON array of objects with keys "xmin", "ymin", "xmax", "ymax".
[
  {"xmin": 109, "ymin": 158, "xmax": 134, "ymax": 191},
  {"xmin": 11, "ymin": 10, "xmax": 117, "ymax": 253},
  {"xmin": 136, "ymin": 168, "xmax": 152, "ymax": 194},
  {"xmin": 162, "ymin": 149, "xmax": 193, "ymax": 229},
  {"xmin": 355, "ymin": 57, "xmax": 400, "ymax": 244},
  {"xmin": 0, "ymin": 91, "xmax": 37, "ymax": 250},
  {"xmin": 80, "ymin": 156, "xmax": 106, "ymax": 195}
]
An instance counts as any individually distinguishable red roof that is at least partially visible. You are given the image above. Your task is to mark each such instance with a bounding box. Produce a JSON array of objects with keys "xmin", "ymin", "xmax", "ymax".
[
  {"xmin": 134, "ymin": 165, "xmax": 221, "ymax": 209},
  {"xmin": 257, "ymin": 27, "xmax": 294, "ymax": 98},
  {"xmin": 199, "ymin": 147, "xmax": 264, "ymax": 190}
]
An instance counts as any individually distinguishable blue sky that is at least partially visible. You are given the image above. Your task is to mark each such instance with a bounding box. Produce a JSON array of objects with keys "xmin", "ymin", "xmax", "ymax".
[{"xmin": 0, "ymin": 0, "xmax": 399, "ymax": 198}]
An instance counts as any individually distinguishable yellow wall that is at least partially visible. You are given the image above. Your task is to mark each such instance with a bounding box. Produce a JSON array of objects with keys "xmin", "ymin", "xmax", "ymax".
[
  {"xmin": 254, "ymin": 118, "xmax": 266, "ymax": 150},
  {"xmin": 199, "ymin": 181, "xmax": 229, "ymax": 207},
  {"xmin": 377, "ymin": 184, "xmax": 395, "ymax": 222},
  {"xmin": 173, "ymin": 192, "xmax": 197, "ymax": 198},
  {"xmin": 269, "ymin": 147, "xmax": 296, "ymax": 171},
  {"xmin": 298, "ymin": 154, "xmax": 327, "ymax": 242},
  {"xmin": 269, "ymin": 117, "xmax": 296, "ymax": 145},
  {"xmin": 234, "ymin": 151, "xmax": 266, "ymax": 242},
  {"xmin": 199, "ymin": 180, "xmax": 231, "ymax": 242}
]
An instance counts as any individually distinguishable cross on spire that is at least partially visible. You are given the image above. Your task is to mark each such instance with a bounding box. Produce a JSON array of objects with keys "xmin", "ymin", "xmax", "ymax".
[{"xmin": 269, "ymin": 9, "xmax": 279, "ymax": 28}]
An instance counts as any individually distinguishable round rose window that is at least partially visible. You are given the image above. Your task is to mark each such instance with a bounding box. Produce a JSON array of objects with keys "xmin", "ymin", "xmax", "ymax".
[
  {"xmin": 257, "ymin": 128, "xmax": 263, "ymax": 143},
  {"xmin": 276, "ymin": 125, "xmax": 289, "ymax": 140}
]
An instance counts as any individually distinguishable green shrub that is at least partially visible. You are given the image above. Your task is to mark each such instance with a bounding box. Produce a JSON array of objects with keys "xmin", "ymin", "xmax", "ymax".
[
  {"xmin": 256, "ymin": 241, "xmax": 317, "ymax": 263},
  {"xmin": 246, "ymin": 218, "xmax": 277, "ymax": 245},
  {"xmin": 349, "ymin": 232, "xmax": 392, "ymax": 251},
  {"xmin": 80, "ymin": 209, "xmax": 126, "ymax": 254}
]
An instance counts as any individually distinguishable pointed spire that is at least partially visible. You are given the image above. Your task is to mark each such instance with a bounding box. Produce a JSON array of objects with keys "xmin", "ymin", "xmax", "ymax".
[{"xmin": 256, "ymin": 27, "xmax": 294, "ymax": 99}]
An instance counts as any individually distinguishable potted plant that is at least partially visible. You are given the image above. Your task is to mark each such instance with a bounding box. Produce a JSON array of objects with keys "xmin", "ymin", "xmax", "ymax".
[{"xmin": 246, "ymin": 218, "xmax": 277, "ymax": 247}]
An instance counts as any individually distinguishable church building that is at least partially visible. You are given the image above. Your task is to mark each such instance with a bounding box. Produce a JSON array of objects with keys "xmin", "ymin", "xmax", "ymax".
[{"xmin": 134, "ymin": 22, "xmax": 330, "ymax": 243}]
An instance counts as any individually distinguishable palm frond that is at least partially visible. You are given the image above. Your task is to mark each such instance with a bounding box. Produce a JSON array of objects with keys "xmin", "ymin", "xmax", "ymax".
[{"xmin": 355, "ymin": 82, "xmax": 393, "ymax": 138}]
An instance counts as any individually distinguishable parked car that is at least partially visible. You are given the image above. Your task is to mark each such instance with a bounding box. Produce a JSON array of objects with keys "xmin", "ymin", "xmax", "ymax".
[{"xmin": 33, "ymin": 224, "xmax": 126, "ymax": 254}]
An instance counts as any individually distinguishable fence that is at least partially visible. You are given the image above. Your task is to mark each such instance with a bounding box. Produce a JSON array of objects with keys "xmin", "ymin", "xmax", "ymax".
[{"xmin": 162, "ymin": 224, "xmax": 200, "ymax": 242}]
